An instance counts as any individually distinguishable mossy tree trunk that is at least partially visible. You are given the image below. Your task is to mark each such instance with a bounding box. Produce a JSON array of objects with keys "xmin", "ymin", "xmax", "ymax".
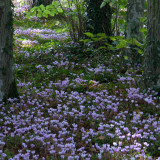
[
  {"xmin": 85, "ymin": 0, "xmax": 112, "ymax": 36},
  {"xmin": 0, "ymin": 0, "xmax": 18, "ymax": 101},
  {"xmin": 143, "ymin": 0, "xmax": 160, "ymax": 92},
  {"xmin": 126, "ymin": 0, "xmax": 145, "ymax": 63}
]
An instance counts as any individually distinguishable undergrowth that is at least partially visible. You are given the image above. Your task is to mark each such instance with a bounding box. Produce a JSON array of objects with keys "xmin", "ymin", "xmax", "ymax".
[{"xmin": 0, "ymin": 2, "xmax": 159, "ymax": 160}]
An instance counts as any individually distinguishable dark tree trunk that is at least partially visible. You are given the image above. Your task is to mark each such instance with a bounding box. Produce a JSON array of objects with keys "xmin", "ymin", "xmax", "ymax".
[
  {"xmin": 143, "ymin": 0, "xmax": 160, "ymax": 92},
  {"xmin": 0, "ymin": 0, "xmax": 18, "ymax": 101},
  {"xmin": 85, "ymin": 0, "xmax": 112, "ymax": 36},
  {"xmin": 32, "ymin": 0, "xmax": 53, "ymax": 7}
]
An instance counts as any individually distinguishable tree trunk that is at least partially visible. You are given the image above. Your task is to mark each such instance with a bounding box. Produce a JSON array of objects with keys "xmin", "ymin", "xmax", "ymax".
[
  {"xmin": 0, "ymin": 0, "xmax": 18, "ymax": 101},
  {"xmin": 85, "ymin": 0, "xmax": 112, "ymax": 36},
  {"xmin": 127, "ymin": 0, "xmax": 145, "ymax": 40},
  {"xmin": 32, "ymin": 0, "xmax": 53, "ymax": 7},
  {"xmin": 126, "ymin": 0, "xmax": 145, "ymax": 63},
  {"xmin": 143, "ymin": 0, "xmax": 160, "ymax": 92}
]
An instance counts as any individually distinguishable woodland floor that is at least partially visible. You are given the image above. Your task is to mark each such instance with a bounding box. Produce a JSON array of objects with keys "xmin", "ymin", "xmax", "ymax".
[{"xmin": 0, "ymin": 4, "xmax": 160, "ymax": 160}]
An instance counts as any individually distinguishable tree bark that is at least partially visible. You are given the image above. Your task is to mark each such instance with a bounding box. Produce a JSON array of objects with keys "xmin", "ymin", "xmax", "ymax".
[
  {"xmin": 143, "ymin": 0, "xmax": 160, "ymax": 91},
  {"xmin": 32, "ymin": 0, "xmax": 53, "ymax": 7},
  {"xmin": 85, "ymin": 0, "xmax": 112, "ymax": 36},
  {"xmin": 126, "ymin": 0, "xmax": 145, "ymax": 63},
  {"xmin": 0, "ymin": 0, "xmax": 18, "ymax": 101},
  {"xmin": 127, "ymin": 0, "xmax": 145, "ymax": 40}
]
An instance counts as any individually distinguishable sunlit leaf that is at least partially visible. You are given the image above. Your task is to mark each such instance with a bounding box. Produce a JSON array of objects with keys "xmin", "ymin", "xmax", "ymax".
[
  {"xmin": 124, "ymin": 56, "xmax": 128, "ymax": 60},
  {"xmin": 84, "ymin": 32, "xmax": 94, "ymax": 38}
]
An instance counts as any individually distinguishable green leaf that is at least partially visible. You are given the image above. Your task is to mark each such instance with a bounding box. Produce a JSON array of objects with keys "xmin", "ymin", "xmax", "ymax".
[
  {"xmin": 30, "ymin": 6, "xmax": 38, "ymax": 12},
  {"xmin": 110, "ymin": 2, "xmax": 115, "ymax": 6},
  {"xmin": 138, "ymin": 49, "xmax": 143, "ymax": 55},
  {"xmin": 31, "ymin": 10, "xmax": 36, "ymax": 17},
  {"xmin": 91, "ymin": 37, "xmax": 99, "ymax": 41},
  {"xmin": 84, "ymin": 32, "xmax": 94, "ymax": 38},
  {"xmin": 40, "ymin": 4, "xmax": 45, "ymax": 11},
  {"xmin": 57, "ymin": 8, "xmax": 63, "ymax": 13},
  {"xmin": 98, "ymin": 46, "xmax": 107, "ymax": 49},
  {"xmin": 44, "ymin": 10, "xmax": 51, "ymax": 15},
  {"xmin": 110, "ymin": 36, "xmax": 116, "ymax": 41},
  {"xmin": 49, "ymin": 12, "xmax": 55, "ymax": 17},
  {"xmin": 55, "ymin": 21, "xmax": 60, "ymax": 25},
  {"xmin": 55, "ymin": 28, "xmax": 62, "ymax": 33},
  {"xmin": 116, "ymin": 40, "xmax": 127, "ymax": 49},
  {"xmin": 124, "ymin": 56, "xmax": 128, "ymax": 60},
  {"xmin": 80, "ymin": 39, "xmax": 90, "ymax": 43},
  {"xmin": 84, "ymin": 39, "xmax": 90, "ymax": 43},
  {"xmin": 96, "ymin": 33, "xmax": 107, "ymax": 38},
  {"xmin": 52, "ymin": 1, "xmax": 58, "ymax": 6},
  {"xmin": 46, "ymin": 5, "xmax": 55, "ymax": 10},
  {"xmin": 37, "ymin": 8, "xmax": 42, "ymax": 12},
  {"xmin": 116, "ymin": 36, "xmax": 124, "ymax": 40},
  {"xmin": 104, "ymin": 0, "xmax": 111, "ymax": 2},
  {"xmin": 42, "ymin": 12, "xmax": 48, "ymax": 18},
  {"xmin": 25, "ymin": 11, "xmax": 31, "ymax": 19},
  {"xmin": 140, "ymin": 17, "xmax": 146, "ymax": 22},
  {"xmin": 140, "ymin": 28, "xmax": 147, "ymax": 34},
  {"xmin": 37, "ymin": 13, "xmax": 42, "ymax": 18},
  {"xmin": 100, "ymin": 2, "xmax": 106, "ymax": 8},
  {"xmin": 62, "ymin": 28, "xmax": 67, "ymax": 32}
]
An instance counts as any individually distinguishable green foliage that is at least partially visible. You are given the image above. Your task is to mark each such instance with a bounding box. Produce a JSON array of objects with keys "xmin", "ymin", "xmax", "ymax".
[
  {"xmin": 101, "ymin": 0, "xmax": 127, "ymax": 36},
  {"xmin": 92, "ymin": 134, "xmax": 114, "ymax": 146},
  {"xmin": 86, "ymin": 0, "xmax": 112, "ymax": 36},
  {"xmin": 100, "ymin": 0, "xmax": 116, "ymax": 8},
  {"xmin": 4, "ymin": 135, "xmax": 22, "ymax": 156},
  {"xmin": 25, "ymin": 0, "xmax": 86, "ymax": 42},
  {"xmin": 4, "ymin": 149, "xmax": 13, "ymax": 159},
  {"xmin": 26, "ymin": 2, "xmax": 61, "ymax": 18},
  {"xmin": 82, "ymin": 32, "xmax": 143, "ymax": 51},
  {"xmin": 147, "ymin": 139, "xmax": 160, "ymax": 157},
  {"xmin": 10, "ymin": 1, "xmax": 158, "ymax": 159},
  {"xmin": 81, "ymin": 32, "xmax": 108, "ymax": 45},
  {"xmin": 101, "ymin": 0, "xmax": 127, "ymax": 8}
]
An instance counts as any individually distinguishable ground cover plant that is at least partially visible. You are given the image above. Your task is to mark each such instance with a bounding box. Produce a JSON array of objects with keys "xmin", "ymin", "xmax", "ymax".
[{"xmin": 0, "ymin": 1, "xmax": 160, "ymax": 160}]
